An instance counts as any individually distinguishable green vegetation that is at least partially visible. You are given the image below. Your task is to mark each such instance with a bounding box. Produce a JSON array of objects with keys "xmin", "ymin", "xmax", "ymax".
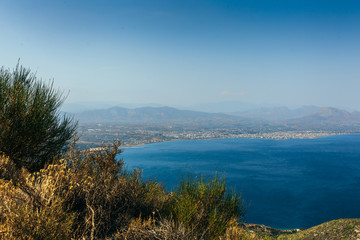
[
  {"xmin": 169, "ymin": 174, "xmax": 245, "ymax": 239},
  {"xmin": 0, "ymin": 64, "xmax": 77, "ymax": 172}
]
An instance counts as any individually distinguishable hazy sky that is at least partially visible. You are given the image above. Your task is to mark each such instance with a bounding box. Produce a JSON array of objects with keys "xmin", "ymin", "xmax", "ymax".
[{"xmin": 1, "ymin": 0, "xmax": 359, "ymax": 110}]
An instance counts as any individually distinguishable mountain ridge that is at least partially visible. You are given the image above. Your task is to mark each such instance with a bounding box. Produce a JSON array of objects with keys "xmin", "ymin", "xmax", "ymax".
[
  {"xmin": 227, "ymin": 105, "xmax": 321, "ymax": 122},
  {"xmin": 75, "ymin": 106, "xmax": 254, "ymax": 126},
  {"xmin": 73, "ymin": 105, "xmax": 360, "ymax": 131},
  {"xmin": 285, "ymin": 107, "xmax": 360, "ymax": 130}
]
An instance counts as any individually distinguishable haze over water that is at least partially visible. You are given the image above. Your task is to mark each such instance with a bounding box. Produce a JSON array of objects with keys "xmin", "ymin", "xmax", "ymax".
[{"xmin": 122, "ymin": 134, "xmax": 360, "ymax": 229}]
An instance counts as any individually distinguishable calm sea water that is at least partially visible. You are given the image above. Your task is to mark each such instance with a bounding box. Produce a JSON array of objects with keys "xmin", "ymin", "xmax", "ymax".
[{"xmin": 121, "ymin": 134, "xmax": 360, "ymax": 229}]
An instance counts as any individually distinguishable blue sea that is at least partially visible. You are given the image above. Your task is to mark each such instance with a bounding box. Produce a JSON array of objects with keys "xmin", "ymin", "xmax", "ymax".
[{"xmin": 121, "ymin": 134, "xmax": 360, "ymax": 229}]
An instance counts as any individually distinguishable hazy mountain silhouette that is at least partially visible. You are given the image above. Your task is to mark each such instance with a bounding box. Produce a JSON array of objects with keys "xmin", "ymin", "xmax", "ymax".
[
  {"xmin": 228, "ymin": 106, "xmax": 320, "ymax": 122},
  {"xmin": 75, "ymin": 106, "xmax": 254, "ymax": 126},
  {"xmin": 73, "ymin": 105, "xmax": 360, "ymax": 131},
  {"xmin": 61, "ymin": 102, "xmax": 165, "ymax": 113},
  {"xmin": 179, "ymin": 101, "xmax": 277, "ymax": 113},
  {"xmin": 285, "ymin": 107, "xmax": 360, "ymax": 130}
]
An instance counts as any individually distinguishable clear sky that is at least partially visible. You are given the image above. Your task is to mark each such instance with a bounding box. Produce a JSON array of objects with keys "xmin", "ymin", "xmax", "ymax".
[{"xmin": 1, "ymin": 0, "xmax": 360, "ymax": 110}]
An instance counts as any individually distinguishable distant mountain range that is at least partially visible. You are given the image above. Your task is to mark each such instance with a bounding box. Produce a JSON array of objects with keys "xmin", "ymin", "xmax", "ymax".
[
  {"xmin": 285, "ymin": 107, "xmax": 360, "ymax": 130},
  {"xmin": 227, "ymin": 105, "xmax": 321, "ymax": 122},
  {"xmin": 61, "ymin": 102, "xmax": 165, "ymax": 113},
  {"xmin": 177, "ymin": 101, "xmax": 279, "ymax": 113},
  {"xmin": 74, "ymin": 106, "xmax": 258, "ymax": 127},
  {"xmin": 63, "ymin": 101, "xmax": 287, "ymax": 114},
  {"xmin": 72, "ymin": 105, "xmax": 360, "ymax": 131}
]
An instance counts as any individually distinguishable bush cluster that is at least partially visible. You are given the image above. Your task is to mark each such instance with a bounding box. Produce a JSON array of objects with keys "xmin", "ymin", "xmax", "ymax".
[{"xmin": 0, "ymin": 142, "xmax": 246, "ymax": 239}]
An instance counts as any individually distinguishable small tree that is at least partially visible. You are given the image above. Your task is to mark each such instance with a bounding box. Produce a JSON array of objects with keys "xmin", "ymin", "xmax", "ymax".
[{"xmin": 0, "ymin": 63, "xmax": 77, "ymax": 172}]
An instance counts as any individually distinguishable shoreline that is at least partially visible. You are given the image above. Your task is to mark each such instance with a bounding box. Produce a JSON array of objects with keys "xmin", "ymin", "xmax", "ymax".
[{"xmin": 119, "ymin": 131, "xmax": 354, "ymax": 148}]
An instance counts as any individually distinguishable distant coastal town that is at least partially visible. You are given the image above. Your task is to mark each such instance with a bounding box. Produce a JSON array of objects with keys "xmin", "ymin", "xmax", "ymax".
[{"xmin": 77, "ymin": 123, "xmax": 352, "ymax": 148}]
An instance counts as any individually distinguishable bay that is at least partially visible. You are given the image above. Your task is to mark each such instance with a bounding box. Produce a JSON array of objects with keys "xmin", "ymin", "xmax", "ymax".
[{"xmin": 121, "ymin": 134, "xmax": 360, "ymax": 229}]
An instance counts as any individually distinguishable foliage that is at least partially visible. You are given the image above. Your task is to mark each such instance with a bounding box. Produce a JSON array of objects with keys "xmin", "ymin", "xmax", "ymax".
[
  {"xmin": 0, "ymin": 143, "xmax": 170, "ymax": 239},
  {"xmin": 168, "ymin": 174, "xmax": 246, "ymax": 239},
  {"xmin": 0, "ymin": 63, "xmax": 77, "ymax": 172},
  {"xmin": 0, "ymin": 156, "xmax": 75, "ymax": 240},
  {"xmin": 60, "ymin": 141, "xmax": 170, "ymax": 238}
]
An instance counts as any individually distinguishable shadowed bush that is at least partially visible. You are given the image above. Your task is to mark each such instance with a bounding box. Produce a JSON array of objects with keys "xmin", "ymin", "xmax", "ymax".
[
  {"xmin": 0, "ymin": 64, "xmax": 77, "ymax": 172},
  {"xmin": 56, "ymin": 141, "xmax": 169, "ymax": 238}
]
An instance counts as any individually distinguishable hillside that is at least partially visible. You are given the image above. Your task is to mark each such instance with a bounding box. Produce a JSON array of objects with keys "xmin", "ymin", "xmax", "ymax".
[
  {"xmin": 236, "ymin": 219, "xmax": 360, "ymax": 239},
  {"xmin": 285, "ymin": 107, "xmax": 360, "ymax": 130},
  {"xmin": 277, "ymin": 218, "xmax": 360, "ymax": 240}
]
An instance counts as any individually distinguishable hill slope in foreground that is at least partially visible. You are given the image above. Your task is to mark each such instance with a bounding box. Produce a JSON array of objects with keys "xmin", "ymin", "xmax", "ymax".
[{"xmin": 244, "ymin": 219, "xmax": 360, "ymax": 239}]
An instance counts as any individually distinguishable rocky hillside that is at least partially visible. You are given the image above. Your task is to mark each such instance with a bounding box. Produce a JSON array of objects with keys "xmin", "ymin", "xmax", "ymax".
[
  {"xmin": 242, "ymin": 219, "xmax": 360, "ymax": 239},
  {"xmin": 278, "ymin": 218, "xmax": 360, "ymax": 239}
]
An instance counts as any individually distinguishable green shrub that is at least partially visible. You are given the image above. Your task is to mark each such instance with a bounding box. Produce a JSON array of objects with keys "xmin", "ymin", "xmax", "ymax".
[
  {"xmin": 0, "ymin": 63, "xmax": 77, "ymax": 172},
  {"xmin": 169, "ymin": 174, "xmax": 246, "ymax": 239}
]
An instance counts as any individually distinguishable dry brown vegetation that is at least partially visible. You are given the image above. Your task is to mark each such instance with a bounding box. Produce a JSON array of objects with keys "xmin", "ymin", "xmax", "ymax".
[{"xmin": 0, "ymin": 141, "xmax": 248, "ymax": 239}]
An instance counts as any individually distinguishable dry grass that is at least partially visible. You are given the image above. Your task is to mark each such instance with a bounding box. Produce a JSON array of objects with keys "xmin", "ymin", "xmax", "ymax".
[
  {"xmin": 0, "ymin": 155, "xmax": 74, "ymax": 240},
  {"xmin": 115, "ymin": 216, "xmax": 190, "ymax": 240},
  {"xmin": 221, "ymin": 224, "xmax": 272, "ymax": 240}
]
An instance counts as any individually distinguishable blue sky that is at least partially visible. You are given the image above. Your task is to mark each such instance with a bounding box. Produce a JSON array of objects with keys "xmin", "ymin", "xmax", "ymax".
[{"xmin": 1, "ymin": 0, "xmax": 360, "ymax": 110}]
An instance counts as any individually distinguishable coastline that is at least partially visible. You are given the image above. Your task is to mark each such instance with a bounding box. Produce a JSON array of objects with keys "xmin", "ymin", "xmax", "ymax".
[{"xmin": 119, "ymin": 131, "xmax": 351, "ymax": 148}]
